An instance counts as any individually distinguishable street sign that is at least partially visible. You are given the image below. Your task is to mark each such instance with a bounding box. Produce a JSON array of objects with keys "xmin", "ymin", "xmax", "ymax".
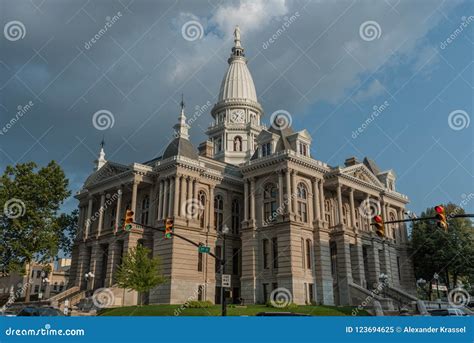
[
  {"xmin": 222, "ymin": 274, "xmax": 231, "ymax": 288},
  {"xmin": 198, "ymin": 245, "xmax": 211, "ymax": 253}
]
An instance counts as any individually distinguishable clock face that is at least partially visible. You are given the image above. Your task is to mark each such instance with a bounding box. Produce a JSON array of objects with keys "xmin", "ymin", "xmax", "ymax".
[{"xmin": 231, "ymin": 110, "xmax": 245, "ymax": 123}]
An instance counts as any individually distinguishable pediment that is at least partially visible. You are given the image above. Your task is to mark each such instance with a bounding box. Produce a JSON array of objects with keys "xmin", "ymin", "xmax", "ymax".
[
  {"xmin": 341, "ymin": 164, "xmax": 384, "ymax": 188},
  {"xmin": 256, "ymin": 129, "xmax": 274, "ymax": 142},
  {"xmin": 84, "ymin": 162, "xmax": 129, "ymax": 187}
]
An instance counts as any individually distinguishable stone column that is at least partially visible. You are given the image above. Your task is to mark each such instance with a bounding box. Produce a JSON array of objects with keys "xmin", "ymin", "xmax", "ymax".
[
  {"xmin": 319, "ymin": 180, "xmax": 325, "ymax": 221},
  {"xmin": 85, "ymin": 197, "xmax": 93, "ymax": 239},
  {"xmin": 208, "ymin": 185, "xmax": 215, "ymax": 229},
  {"xmin": 192, "ymin": 178, "xmax": 197, "ymax": 200},
  {"xmin": 336, "ymin": 184, "xmax": 343, "ymax": 225},
  {"xmin": 157, "ymin": 180, "xmax": 163, "ymax": 220},
  {"xmin": 312, "ymin": 178, "xmax": 320, "ymax": 221},
  {"xmin": 180, "ymin": 176, "xmax": 187, "ymax": 216},
  {"xmin": 163, "ymin": 178, "xmax": 169, "ymax": 218},
  {"xmin": 278, "ymin": 171, "xmax": 284, "ymax": 211},
  {"xmin": 243, "ymin": 180, "xmax": 249, "ymax": 221},
  {"xmin": 398, "ymin": 209, "xmax": 406, "ymax": 242},
  {"xmin": 285, "ymin": 170, "xmax": 291, "ymax": 214},
  {"xmin": 352, "ymin": 237, "xmax": 366, "ymax": 288},
  {"xmin": 173, "ymin": 176, "xmax": 180, "ymax": 217},
  {"xmin": 148, "ymin": 184, "xmax": 155, "ymax": 225},
  {"xmin": 349, "ymin": 188, "xmax": 356, "ymax": 229},
  {"xmin": 114, "ymin": 187, "xmax": 122, "ymax": 233},
  {"xmin": 168, "ymin": 177, "xmax": 175, "ymax": 217},
  {"xmin": 365, "ymin": 194, "xmax": 370, "ymax": 231},
  {"xmin": 97, "ymin": 193, "xmax": 106, "ymax": 237},
  {"xmin": 104, "ymin": 241, "xmax": 118, "ymax": 287},
  {"xmin": 131, "ymin": 180, "xmax": 138, "ymax": 214},
  {"xmin": 250, "ymin": 178, "xmax": 255, "ymax": 221}
]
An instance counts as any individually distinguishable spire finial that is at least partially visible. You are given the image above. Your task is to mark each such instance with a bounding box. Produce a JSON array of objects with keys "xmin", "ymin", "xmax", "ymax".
[
  {"xmin": 234, "ymin": 25, "xmax": 241, "ymax": 48},
  {"xmin": 100, "ymin": 135, "xmax": 105, "ymax": 149},
  {"xmin": 95, "ymin": 137, "xmax": 107, "ymax": 171},
  {"xmin": 174, "ymin": 95, "xmax": 190, "ymax": 140},
  {"xmin": 180, "ymin": 93, "xmax": 185, "ymax": 111}
]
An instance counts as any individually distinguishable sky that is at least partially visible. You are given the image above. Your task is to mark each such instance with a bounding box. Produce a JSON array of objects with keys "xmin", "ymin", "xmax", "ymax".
[{"xmin": 0, "ymin": 0, "xmax": 473, "ymax": 217}]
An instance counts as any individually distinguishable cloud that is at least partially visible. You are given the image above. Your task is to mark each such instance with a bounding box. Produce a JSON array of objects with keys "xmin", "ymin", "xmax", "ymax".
[{"xmin": 353, "ymin": 79, "xmax": 385, "ymax": 102}]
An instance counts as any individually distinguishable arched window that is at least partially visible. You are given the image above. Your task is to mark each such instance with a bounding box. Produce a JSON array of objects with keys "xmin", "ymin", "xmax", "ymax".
[
  {"xmin": 355, "ymin": 209, "xmax": 360, "ymax": 229},
  {"xmin": 231, "ymin": 199, "xmax": 240, "ymax": 234},
  {"xmin": 263, "ymin": 183, "xmax": 277, "ymax": 223},
  {"xmin": 141, "ymin": 195, "xmax": 149, "ymax": 225},
  {"xmin": 198, "ymin": 191, "xmax": 206, "ymax": 228},
  {"xmin": 214, "ymin": 195, "xmax": 224, "ymax": 231},
  {"xmin": 389, "ymin": 212, "xmax": 397, "ymax": 241},
  {"xmin": 297, "ymin": 183, "xmax": 308, "ymax": 222},
  {"xmin": 233, "ymin": 136, "xmax": 242, "ymax": 152},
  {"xmin": 110, "ymin": 206, "xmax": 116, "ymax": 229}
]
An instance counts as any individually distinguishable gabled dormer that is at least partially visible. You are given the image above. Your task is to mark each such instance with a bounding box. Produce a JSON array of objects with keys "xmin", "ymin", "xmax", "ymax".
[{"xmin": 286, "ymin": 129, "xmax": 312, "ymax": 157}]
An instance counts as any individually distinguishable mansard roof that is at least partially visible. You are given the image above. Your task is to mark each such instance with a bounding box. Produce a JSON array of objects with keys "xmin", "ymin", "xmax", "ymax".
[{"xmin": 162, "ymin": 137, "xmax": 198, "ymax": 160}]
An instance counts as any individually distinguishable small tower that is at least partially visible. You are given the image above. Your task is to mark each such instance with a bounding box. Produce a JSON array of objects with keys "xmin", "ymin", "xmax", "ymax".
[
  {"xmin": 174, "ymin": 94, "xmax": 190, "ymax": 140},
  {"xmin": 94, "ymin": 138, "xmax": 107, "ymax": 171}
]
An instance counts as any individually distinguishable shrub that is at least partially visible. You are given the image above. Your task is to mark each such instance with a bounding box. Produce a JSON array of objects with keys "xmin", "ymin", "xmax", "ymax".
[{"xmin": 186, "ymin": 300, "xmax": 213, "ymax": 308}]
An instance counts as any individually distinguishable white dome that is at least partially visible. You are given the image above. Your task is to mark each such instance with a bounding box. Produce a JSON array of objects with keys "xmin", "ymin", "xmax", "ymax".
[{"xmin": 218, "ymin": 57, "xmax": 257, "ymax": 102}]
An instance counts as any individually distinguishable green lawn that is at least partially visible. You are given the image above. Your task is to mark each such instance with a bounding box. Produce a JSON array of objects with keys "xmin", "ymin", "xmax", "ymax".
[{"xmin": 99, "ymin": 304, "xmax": 369, "ymax": 316}]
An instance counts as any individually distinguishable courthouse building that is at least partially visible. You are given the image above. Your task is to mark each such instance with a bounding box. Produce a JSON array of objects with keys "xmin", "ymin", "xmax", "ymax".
[{"xmin": 68, "ymin": 28, "xmax": 416, "ymax": 307}]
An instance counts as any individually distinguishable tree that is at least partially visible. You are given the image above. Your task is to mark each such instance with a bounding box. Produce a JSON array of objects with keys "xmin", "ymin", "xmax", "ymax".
[
  {"xmin": 411, "ymin": 203, "xmax": 474, "ymax": 297},
  {"xmin": 115, "ymin": 245, "xmax": 166, "ymax": 305},
  {"xmin": 0, "ymin": 161, "xmax": 71, "ymax": 301}
]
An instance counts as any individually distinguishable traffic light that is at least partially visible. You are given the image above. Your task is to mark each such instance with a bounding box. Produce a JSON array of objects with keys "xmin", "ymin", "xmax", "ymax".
[
  {"xmin": 124, "ymin": 210, "xmax": 134, "ymax": 231},
  {"xmin": 434, "ymin": 205, "xmax": 448, "ymax": 231},
  {"xmin": 165, "ymin": 218, "xmax": 174, "ymax": 239},
  {"xmin": 373, "ymin": 215, "xmax": 385, "ymax": 238}
]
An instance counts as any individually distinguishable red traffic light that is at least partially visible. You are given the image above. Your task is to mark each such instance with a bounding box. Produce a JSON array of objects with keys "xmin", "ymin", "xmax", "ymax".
[
  {"xmin": 434, "ymin": 205, "xmax": 444, "ymax": 214},
  {"xmin": 374, "ymin": 215, "xmax": 383, "ymax": 223}
]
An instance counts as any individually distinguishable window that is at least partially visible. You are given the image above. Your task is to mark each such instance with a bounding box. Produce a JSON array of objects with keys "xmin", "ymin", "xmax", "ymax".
[
  {"xmin": 141, "ymin": 196, "xmax": 149, "ymax": 225},
  {"xmin": 325, "ymin": 200, "xmax": 331, "ymax": 224},
  {"xmin": 198, "ymin": 191, "xmax": 206, "ymax": 228},
  {"xmin": 342, "ymin": 206, "xmax": 348, "ymax": 225},
  {"xmin": 389, "ymin": 213, "xmax": 397, "ymax": 241},
  {"xmin": 232, "ymin": 248, "xmax": 239, "ymax": 275},
  {"xmin": 397, "ymin": 256, "xmax": 402, "ymax": 281},
  {"xmin": 233, "ymin": 136, "xmax": 242, "ymax": 152},
  {"xmin": 231, "ymin": 199, "xmax": 240, "ymax": 234},
  {"xmin": 272, "ymin": 237, "xmax": 278, "ymax": 269},
  {"xmin": 299, "ymin": 142, "xmax": 308, "ymax": 156},
  {"xmin": 263, "ymin": 183, "xmax": 277, "ymax": 222},
  {"xmin": 36, "ymin": 270, "xmax": 41, "ymax": 278},
  {"xmin": 215, "ymin": 246, "xmax": 222, "ymax": 273},
  {"xmin": 297, "ymin": 183, "xmax": 308, "ymax": 222},
  {"xmin": 198, "ymin": 250, "xmax": 203, "ymax": 272},
  {"xmin": 198, "ymin": 285, "xmax": 204, "ymax": 301},
  {"xmin": 59, "ymin": 282, "xmax": 64, "ymax": 292},
  {"xmin": 53, "ymin": 282, "xmax": 58, "ymax": 291},
  {"xmin": 214, "ymin": 195, "xmax": 224, "ymax": 231},
  {"xmin": 355, "ymin": 210, "xmax": 360, "ymax": 228},
  {"xmin": 215, "ymin": 138, "xmax": 222, "ymax": 152},
  {"xmin": 110, "ymin": 206, "xmax": 116, "ymax": 229},
  {"xmin": 261, "ymin": 142, "xmax": 271, "ymax": 157},
  {"xmin": 301, "ymin": 238, "xmax": 305, "ymax": 269},
  {"xmin": 34, "ymin": 285, "xmax": 39, "ymax": 293},
  {"xmin": 306, "ymin": 239, "xmax": 312, "ymax": 269},
  {"xmin": 308, "ymin": 283, "xmax": 314, "ymax": 303},
  {"xmin": 263, "ymin": 239, "xmax": 270, "ymax": 269},
  {"xmin": 263, "ymin": 283, "xmax": 269, "ymax": 302}
]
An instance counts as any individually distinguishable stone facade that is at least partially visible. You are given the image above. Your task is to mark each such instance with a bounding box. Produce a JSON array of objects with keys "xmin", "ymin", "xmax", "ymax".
[{"xmin": 68, "ymin": 28, "xmax": 416, "ymax": 306}]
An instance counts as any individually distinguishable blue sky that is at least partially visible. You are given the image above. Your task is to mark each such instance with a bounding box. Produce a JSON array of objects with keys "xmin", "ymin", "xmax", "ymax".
[{"xmin": 0, "ymin": 0, "xmax": 472, "ymax": 217}]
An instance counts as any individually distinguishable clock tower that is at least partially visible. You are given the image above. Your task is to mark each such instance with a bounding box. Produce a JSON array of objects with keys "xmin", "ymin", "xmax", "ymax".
[{"xmin": 206, "ymin": 26, "xmax": 264, "ymax": 165}]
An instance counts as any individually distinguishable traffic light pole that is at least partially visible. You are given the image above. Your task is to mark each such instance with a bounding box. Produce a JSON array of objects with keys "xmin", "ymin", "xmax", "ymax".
[{"xmin": 370, "ymin": 214, "xmax": 473, "ymax": 226}]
